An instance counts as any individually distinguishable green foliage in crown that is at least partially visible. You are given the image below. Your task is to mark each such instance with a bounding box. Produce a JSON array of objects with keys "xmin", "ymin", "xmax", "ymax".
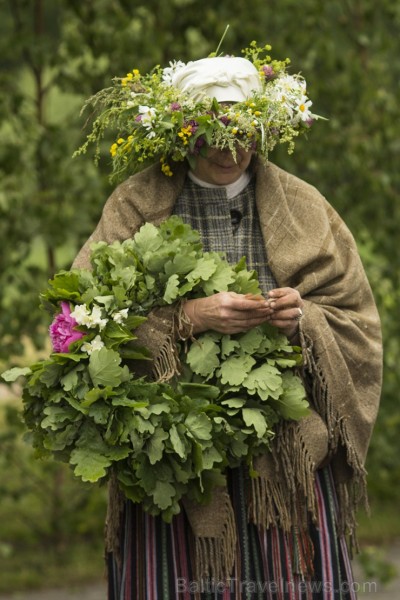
[{"xmin": 75, "ymin": 42, "xmax": 322, "ymax": 181}]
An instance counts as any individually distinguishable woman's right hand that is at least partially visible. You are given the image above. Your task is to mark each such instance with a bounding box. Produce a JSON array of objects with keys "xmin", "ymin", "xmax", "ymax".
[{"xmin": 183, "ymin": 292, "xmax": 273, "ymax": 335}]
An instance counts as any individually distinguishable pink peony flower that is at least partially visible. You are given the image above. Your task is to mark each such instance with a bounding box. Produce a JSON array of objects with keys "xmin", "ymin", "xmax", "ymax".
[{"xmin": 49, "ymin": 302, "xmax": 85, "ymax": 353}]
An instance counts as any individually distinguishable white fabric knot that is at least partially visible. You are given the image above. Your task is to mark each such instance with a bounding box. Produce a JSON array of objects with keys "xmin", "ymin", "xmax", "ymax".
[{"xmin": 171, "ymin": 56, "xmax": 262, "ymax": 103}]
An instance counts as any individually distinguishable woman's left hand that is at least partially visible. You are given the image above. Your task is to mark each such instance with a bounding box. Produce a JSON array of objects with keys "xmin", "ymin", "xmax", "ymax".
[{"xmin": 266, "ymin": 287, "xmax": 304, "ymax": 340}]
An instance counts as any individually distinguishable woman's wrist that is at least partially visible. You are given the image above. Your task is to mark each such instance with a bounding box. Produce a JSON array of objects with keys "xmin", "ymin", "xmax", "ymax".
[{"xmin": 182, "ymin": 298, "xmax": 207, "ymax": 335}]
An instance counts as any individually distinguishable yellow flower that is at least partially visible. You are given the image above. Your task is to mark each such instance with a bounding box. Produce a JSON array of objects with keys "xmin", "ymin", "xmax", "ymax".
[
  {"xmin": 232, "ymin": 127, "xmax": 239, "ymax": 134},
  {"xmin": 117, "ymin": 138, "xmax": 125, "ymax": 145},
  {"xmin": 121, "ymin": 72, "xmax": 133, "ymax": 86},
  {"xmin": 132, "ymin": 69, "xmax": 140, "ymax": 76},
  {"xmin": 160, "ymin": 159, "xmax": 173, "ymax": 176},
  {"xmin": 110, "ymin": 143, "xmax": 118, "ymax": 157},
  {"xmin": 180, "ymin": 126, "xmax": 193, "ymax": 137}
]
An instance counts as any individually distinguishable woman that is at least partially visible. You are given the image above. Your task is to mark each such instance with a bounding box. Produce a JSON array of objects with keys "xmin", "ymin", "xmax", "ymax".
[{"xmin": 73, "ymin": 48, "xmax": 382, "ymax": 599}]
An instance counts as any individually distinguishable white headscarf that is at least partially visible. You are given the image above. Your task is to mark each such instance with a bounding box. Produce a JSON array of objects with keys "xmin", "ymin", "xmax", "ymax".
[{"xmin": 171, "ymin": 56, "xmax": 262, "ymax": 103}]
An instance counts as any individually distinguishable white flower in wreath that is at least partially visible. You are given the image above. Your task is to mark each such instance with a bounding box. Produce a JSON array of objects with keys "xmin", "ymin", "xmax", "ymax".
[
  {"xmin": 162, "ymin": 60, "xmax": 189, "ymax": 85},
  {"xmin": 138, "ymin": 105, "xmax": 156, "ymax": 125},
  {"xmin": 292, "ymin": 95, "xmax": 313, "ymax": 124},
  {"xmin": 138, "ymin": 105, "xmax": 158, "ymax": 138}
]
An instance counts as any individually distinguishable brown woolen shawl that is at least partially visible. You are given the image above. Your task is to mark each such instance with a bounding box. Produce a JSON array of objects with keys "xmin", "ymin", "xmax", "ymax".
[{"xmin": 72, "ymin": 159, "xmax": 382, "ymax": 580}]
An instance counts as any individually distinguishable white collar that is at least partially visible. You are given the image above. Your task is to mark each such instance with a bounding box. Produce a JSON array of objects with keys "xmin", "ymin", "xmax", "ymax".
[{"xmin": 188, "ymin": 171, "xmax": 251, "ymax": 199}]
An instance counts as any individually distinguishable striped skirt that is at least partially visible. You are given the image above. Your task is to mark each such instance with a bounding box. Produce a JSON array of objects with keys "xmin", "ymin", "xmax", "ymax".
[{"xmin": 107, "ymin": 466, "xmax": 357, "ymax": 600}]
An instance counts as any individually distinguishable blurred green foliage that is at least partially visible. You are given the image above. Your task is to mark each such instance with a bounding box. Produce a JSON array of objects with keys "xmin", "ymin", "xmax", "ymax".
[
  {"xmin": 0, "ymin": 402, "xmax": 107, "ymax": 591},
  {"xmin": 0, "ymin": 0, "xmax": 399, "ymax": 588}
]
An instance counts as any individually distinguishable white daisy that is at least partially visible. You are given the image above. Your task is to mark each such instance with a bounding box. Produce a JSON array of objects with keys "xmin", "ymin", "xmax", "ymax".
[{"xmin": 162, "ymin": 60, "xmax": 188, "ymax": 85}]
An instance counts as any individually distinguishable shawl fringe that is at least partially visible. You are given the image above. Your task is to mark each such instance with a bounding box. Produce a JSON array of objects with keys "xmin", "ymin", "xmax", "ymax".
[
  {"xmin": 105, "ymin": 469, "xmax": 125, "ymax": 568},
  {"xmin": 183, "ymin": 487, "xmax": 237, "ymax": 583},
  {"xmin": 301, "ymin": 332, "xmax": 369, "ymax": 550},
  {"xmin": 152, "ymin": 301, "xmax": 194, "ymax": 382},
  {"xmin": 104, "ymin": 328, "xmax": 370, "ymax": 582},
  {"xmin": 248, "ymin": 422, "xmax": 319, "ymax": 578}
]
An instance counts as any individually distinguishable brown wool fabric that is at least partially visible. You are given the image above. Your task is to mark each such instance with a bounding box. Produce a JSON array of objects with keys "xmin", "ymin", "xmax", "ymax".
[{"xmin": 73, "ymin": 158, "xmax": 382, "ymax": 576}]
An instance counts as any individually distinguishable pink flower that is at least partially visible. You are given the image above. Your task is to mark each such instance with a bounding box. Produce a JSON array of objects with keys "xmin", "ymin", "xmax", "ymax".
[
  {"xmin": 49, "ymin": 302, "xmax": 85, "ymax": 353},
  {"xmin": 219, "ymin": 115, "xmax": 231, "ymax": 126},
  {"xmin": 262, "ymin": 65, "xmax": 275, "ymax": 80}
]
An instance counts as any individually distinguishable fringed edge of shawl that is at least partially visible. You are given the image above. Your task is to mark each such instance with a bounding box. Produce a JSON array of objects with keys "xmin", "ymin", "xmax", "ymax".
[
  {"xmin": 249, "ymin": 423, "xmax": 318, "ymax": 530},
  {"xmin": 183, "ymin": 487, "xmax": 237, "ymax": 584},
  {"xmin": 334, "ymin": 417, "xmax": 370, "ymax": 555},
  {"xmin": 105, "ymin": 303, "xmax": 193, "ymax": 564},
  {"xmin": 105, "ymin": 468, "xmax": 126, "ymax": 569},
  {"xmin": 151, "ymin": 301, "xmax": 194, "ymax": 382},
  {"xmin": 248, "ymin": 423, "xmax": 318, "ymax": 577},
  {"xmin": 301, "ymin": 331, "xmax": 369, "ymax": 551},
  {"xmin": 194, "ymin": 513, "xmax": 237, "ymax": 584}
]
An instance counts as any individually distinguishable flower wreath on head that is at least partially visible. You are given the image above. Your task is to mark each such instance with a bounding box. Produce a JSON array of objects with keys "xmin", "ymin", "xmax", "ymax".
[{"xmin": 74, "ymin": 41, "xmax": 323, "ymax": 181}]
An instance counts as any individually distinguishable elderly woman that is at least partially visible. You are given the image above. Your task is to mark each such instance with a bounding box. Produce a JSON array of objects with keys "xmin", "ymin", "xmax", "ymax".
[{"xmin": 74, "ymin": 47, "xmax": 382, "ymax": 599}]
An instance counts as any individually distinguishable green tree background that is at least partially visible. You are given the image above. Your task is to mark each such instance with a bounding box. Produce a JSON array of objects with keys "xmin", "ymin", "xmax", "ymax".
[{"xmin": 0, "ymin": 0, "xmax": 399, "ymax": 591}]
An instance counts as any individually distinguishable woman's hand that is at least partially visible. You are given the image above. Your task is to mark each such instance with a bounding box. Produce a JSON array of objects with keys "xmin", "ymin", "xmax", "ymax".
[
  {"xmin": 266, "ymin": 287, "xmax": 304, "ymax": 340},
  {"xmin": 183, "ymin": 287, "xmax": 304, "ymax": 338},
  {"xmin": 183, "ymin": 292, "xmax": 272, "ymax": 335}
]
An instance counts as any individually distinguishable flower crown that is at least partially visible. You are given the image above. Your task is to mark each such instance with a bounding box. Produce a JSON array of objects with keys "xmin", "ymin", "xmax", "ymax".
[{"xmin": 76, "ymin": 42, "xmax": 322, "ymax": 181}]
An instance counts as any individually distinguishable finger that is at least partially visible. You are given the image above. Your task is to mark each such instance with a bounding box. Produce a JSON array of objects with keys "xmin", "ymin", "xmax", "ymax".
[
  {"xmin": 244, "ymin": 293, "xmax": 265, "ymax": 302},
  {"xmin": 217, "ymin": 316, "xmax": 270, "ymax": 334},
  {"xmin": 268, "ymin": 307, "xmax": 303, "ymax": 323},
  {"xmin": 267, "ymin": 287, "xmax": 294, "ymax": 298},
  {"xmin": 222, "ymin": 295, "xmax": 272, "ymax": 315},
  {"xmin": 267, "ymin": 288, "xmax": 303, "ymax": 310}
]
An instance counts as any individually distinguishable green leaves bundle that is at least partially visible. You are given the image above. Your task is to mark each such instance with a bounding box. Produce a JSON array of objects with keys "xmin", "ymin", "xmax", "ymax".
[{"xmin": 2, "ymin": 217, "xmax": 309, "ymax": 521}]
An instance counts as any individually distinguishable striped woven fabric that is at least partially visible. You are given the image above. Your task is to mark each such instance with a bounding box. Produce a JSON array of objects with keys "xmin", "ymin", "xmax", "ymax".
[
  {"xmin": 107, "ymin": 467, "xmax": 356, "ymax": 599},
  {"xmin": 107, "ymin": 177, "xmax": 357, "ymax": 599}
]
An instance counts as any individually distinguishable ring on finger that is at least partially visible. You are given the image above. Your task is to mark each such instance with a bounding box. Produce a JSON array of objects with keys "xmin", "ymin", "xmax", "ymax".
[{"xmin": 294, "ymin": 307, "xmax": 303, "ymax": 322}]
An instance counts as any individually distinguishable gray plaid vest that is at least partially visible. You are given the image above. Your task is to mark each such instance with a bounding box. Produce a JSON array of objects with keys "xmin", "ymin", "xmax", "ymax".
[{"xmin": 173, "ymin": 176, "xmax": 277, "ymax": 294}]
